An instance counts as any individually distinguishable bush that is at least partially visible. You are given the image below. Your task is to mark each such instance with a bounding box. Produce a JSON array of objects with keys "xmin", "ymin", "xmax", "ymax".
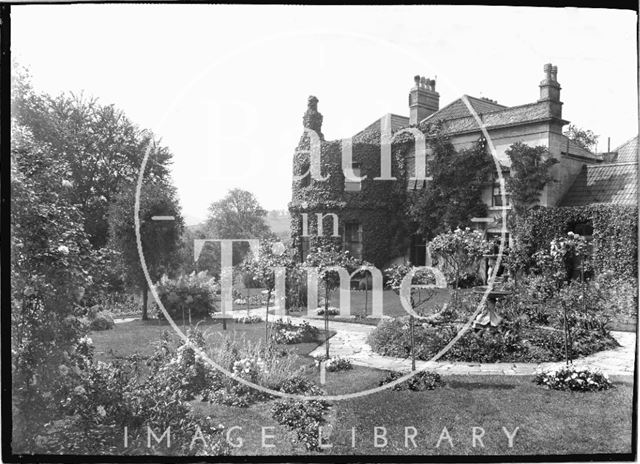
[
  {"xmin": 153, "ymin": 271, "xmax": 217, "ymax": 320},
  {"xmin": 276, "ymin": 375, "xmax": 324, "ymax": 395},
  {"xmin": 379, "ymin": 370, "xmax": 445, "ymax": 391},
  {"xmin": 89, "ymin": 311, "xmax": 115, "ymax": 331},
  {"xmin": 534, "ymin": 366, "xmax": 613, "ymax": 392},
  {"xmin": 271, "ymin": 399, "xmax": 330, "ymax": 451},
  {"xmin": 270, "ymin": 319, "xmax": 319, "ymax": 344},
  {"xmin": 367, "ymin": 318, "xmax": 456, "ymax": 359}
]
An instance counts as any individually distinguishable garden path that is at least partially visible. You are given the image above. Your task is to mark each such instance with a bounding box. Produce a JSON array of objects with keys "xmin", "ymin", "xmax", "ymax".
[
  {"xmin": 234, "ymin": 307, "xmax": 636, "ymax": 376},
  {"xmin": 115, "ymin": 309, "xmax": 635, "ymax": 376}
]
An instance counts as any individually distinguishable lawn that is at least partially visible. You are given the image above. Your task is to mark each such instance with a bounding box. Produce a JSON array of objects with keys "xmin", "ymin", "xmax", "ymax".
[
  {"xmin": 90, "ymin": 319, "xmax": 633, "ymax": 457},
  {"xmin": 90, "ymin": 317, "xmax": 331, "ymax": 364},
  {"xmin": 184, "ymin": 366, "xmax": 634, "ymax": 456}
]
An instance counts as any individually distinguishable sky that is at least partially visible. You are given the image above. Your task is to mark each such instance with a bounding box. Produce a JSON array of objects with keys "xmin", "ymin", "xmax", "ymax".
[{"xmin": 11, "ymin": 5, "xmax": 638, "ymax": 225}]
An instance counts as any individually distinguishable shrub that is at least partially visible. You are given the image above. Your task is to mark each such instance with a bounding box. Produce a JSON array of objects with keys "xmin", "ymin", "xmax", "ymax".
[
  {"xmin": 367, "ymin": 318, "xmax": 455, "ymax": 359},
  {"xmin": 534, "ymin": 366, "xmax": 613, "ymax": 392},
  {"xmin": 153, "ymin": 271, "xmax": 217, "ymax": 320},
  {"xmin": 315, "ymin": 306, "xmax": 339, "ymax": 316},
  {"xmin": 313, "ymin": 355, "xmax": 353, "ymax": 372},
  {"xmin": 276, "ymin": 375, "xmax": 324, "ymax": 395},
  {"xmin": 271, "ymin": 399, "xmax": 330, "ymax": 451},
  {"xmin": 89, "ymin": 311, "xmax": 115, "ymax": 331},
  {"xmin": 379, "ymin": 370, "xmax": 445, "ymax": 391}
]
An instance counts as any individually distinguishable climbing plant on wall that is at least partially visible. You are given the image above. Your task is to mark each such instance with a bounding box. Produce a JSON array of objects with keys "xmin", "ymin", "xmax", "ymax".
[
  {"xmin": 505, "ymin": 142, "xmax": 558, "ymax": 216},
  {"xmin": 406, "ymin": 138, "xmax": 493, "ymax": 240}
]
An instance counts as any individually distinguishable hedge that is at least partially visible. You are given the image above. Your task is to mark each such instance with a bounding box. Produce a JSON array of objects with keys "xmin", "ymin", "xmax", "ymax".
[{"xmin": 510, "ymin": 204, "xmax": 637, "ymax": 278}]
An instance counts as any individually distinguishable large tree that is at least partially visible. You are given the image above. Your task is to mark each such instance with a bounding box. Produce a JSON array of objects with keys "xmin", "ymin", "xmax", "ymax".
[
  {"xmin": 12, "ymin": 63, "xmax": 172, "ymax": 248},
  {"xmin": 199, "ymin": 189, "xmax": 274, "ymax": 274},
  {"xmin": 108, "ymin": 182, "xmax": 184, "ymax": 319}
]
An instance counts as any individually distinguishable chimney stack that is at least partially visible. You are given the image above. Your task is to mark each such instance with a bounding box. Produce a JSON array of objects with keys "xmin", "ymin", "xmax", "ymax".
[
  {"xmin": 538, "ymin": 63, "xmax": 562, "ymax": 118},
  {"xmin": 409, "ymin": 75, "xmax": 440, "ymax": 125}
]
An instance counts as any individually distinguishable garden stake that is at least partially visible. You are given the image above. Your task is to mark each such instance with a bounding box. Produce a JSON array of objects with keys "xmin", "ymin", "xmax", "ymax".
[{"xmin": 410, "ymin": 314, "xmax": 416, "ymax": 371}]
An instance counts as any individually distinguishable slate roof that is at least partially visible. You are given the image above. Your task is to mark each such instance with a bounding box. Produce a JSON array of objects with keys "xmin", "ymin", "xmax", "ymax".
[
  {"xmin": 421, "ymin": 95, "xmax": 506, "ymax": 123},
  {"xmin": 614, "ymin": 136, "xmax": 639, "ymax": 163},
  {"xmin": 358, "ymin": 113, "xmax": 410, "ymax": 135},
  {"xmin": 559, "ymin": 161, "xmax": 638, "ymax": 206},
  {"xmin": 419, "ymin": 100, "xmax": 561, "ymax": 135}
]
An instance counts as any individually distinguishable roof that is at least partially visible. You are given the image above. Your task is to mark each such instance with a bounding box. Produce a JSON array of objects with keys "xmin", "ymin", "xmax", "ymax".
[
  {"xmin": 559, "ymin": 162, "xmax": 638, "ymax": 207},
  {"xmin": 614, "ymin": 136, "xmax": 638, "ymax": 163},
  {"xmin": 421, "ymin": 95, "xmax": 506, "ymax": 124},
  {"xmin": 418, "ymin": 100, "xmax": 565, "ymax": 135},
  {"xmin": 358, "ymin": 113, "xmax": 409, "ymax": 136}
]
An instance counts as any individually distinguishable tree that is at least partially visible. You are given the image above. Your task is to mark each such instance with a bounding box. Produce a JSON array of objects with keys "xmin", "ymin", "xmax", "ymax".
[
  {"xmin": 305, "ymin": 245, "xmax": 361, "ymax": 358},
  {"xmin": 505, "ymin": 142, "xmax": 558, "ymax": 216},
  {"xmin": 407, "ymin": 138, "xmax": 493, "ymax": 240},
  {"xmin": 564, "ymin": 124, "xmax": 599, "ymax": 152},
  {"xmin": 240, "ymin": 240, "xmax": 294, "ymax": 343},
  {"xmin": 430, "ymin": 228, "xmax": 490, "ymax": 294},
  {"xmin": 202, "ymin": 189, "xmax": 274, "ymax": 274},
  {"xmin": 12, "ymin": 62, "xmax": 172, "ymax": 248},
  {"xmin": 108, "ymin": 182, "xmax": 184, "ymax": 320}
]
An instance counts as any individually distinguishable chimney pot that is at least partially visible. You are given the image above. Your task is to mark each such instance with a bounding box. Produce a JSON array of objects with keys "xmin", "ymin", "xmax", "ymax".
[{"xmin": 409, "ymin": 74, "xmax": 440, "ymax": 124}]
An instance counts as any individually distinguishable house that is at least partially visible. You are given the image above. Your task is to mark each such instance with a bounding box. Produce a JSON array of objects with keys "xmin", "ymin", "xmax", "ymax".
[{"xmin": 289, "ymin": 64, "xmax": 627, "ymax": 269}]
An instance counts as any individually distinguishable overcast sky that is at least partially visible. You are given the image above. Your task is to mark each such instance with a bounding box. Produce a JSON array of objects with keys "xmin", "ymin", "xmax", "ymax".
[{"xmin": 12, "ymin": 5, "xmax": 637, "ymax": 224}]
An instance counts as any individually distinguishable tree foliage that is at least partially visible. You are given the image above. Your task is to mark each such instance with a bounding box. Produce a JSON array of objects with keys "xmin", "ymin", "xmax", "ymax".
[
  {"xmin": 564, "ymin": 124, "xmax": 599, "ymax": 151},
  {"xmin": 12, "ymin": 63, "xmax": 172, "ymax": 247},
  {"xmin": 108, "ymin": 182, "xmax": 184, "ymax": 319}
]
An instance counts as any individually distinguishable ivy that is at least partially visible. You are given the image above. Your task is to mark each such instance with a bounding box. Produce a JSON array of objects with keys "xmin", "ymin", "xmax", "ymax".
[
  {"xmin": 510, "ymin": 205, "xmax": 637, "ymax": 278},
  {"xmin": 505, "ymin": 142, "xmax": 558, "ymax": 215}
]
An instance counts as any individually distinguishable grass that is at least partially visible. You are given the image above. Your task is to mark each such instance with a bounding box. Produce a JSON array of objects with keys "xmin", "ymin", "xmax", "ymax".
[
  {"xmin": 91, "ymin": 317, "xmax": 634, "ymax": 457},
  {"xmin": 320, "ymin": 372, "xmax": 633, "ymax": 456},
  {"xmin": 90, "ymin": 317, "xmax": 331, "ymax": 363}
]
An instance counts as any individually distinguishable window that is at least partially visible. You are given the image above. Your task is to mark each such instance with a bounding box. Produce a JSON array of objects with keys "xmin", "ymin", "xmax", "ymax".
[
  {"xmin": 300, "ymin": 237, "xmax": 310, "ymax": 263},
  {"xmin": 343, "ymin": 222, "xmax": 363, "ymax": 259},
  {"xmin": 345, "ymin": 163, "xmax": 362, "ymax": 192},
  {"xmin": 492, "ymin": 178, "xmax": 511, "ymax": 207}
]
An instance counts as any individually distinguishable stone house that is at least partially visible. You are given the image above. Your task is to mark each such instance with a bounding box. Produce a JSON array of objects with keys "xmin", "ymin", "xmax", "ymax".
[{"xmin": 289, "ymin": 64, "xmax": 633, "ymax": 269}]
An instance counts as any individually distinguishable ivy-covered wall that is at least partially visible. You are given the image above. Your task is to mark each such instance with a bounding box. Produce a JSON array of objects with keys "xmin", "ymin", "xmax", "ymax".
[
  {"xmin": 511, "ymin": 204, "xmax": 638, "ymax": 278},
  {"xmin": 289, "ymin": 129, "xmax": 415, "ymax": 268}
]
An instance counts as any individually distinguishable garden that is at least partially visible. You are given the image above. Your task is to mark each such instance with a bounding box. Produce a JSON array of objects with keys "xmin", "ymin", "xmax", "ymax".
[{"xmin": 10, "ymin": 63, "xmax": 636, "ymax": 458}]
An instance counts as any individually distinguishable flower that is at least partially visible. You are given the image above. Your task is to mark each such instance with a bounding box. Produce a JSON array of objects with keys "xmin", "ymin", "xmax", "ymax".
[
  {"xmin": 57, "ymin": 245, "xmax": 69, "ymax": 255},
  {"xmin": 96, "ymin": 405, "xmax": 106, "ymax": 417},
  {"xmin": 74, "ymin": 386, "xmax": 86, "ymax": 395},
  {"xmin": 58, "ymin": 365, "xmax": 69, "ymax": 376}
]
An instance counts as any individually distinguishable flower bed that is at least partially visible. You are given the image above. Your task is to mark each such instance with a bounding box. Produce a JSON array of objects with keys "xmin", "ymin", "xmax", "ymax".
[
  {"xmin": 316, "ymin": 306, "xmax": 340, "ymax": 316},
  {"xmin": 269, "ymin": 319, "xmax": 319, "ymax": 344},
  {"xmin": 534, "ymin": 366, "xmax": 613, "ymax": 392},
  {"xmin": 236, "ymin": 314, "xmax": 263, "ymax": 324},
  {"xmin": 367, "ymin": 317, "xmax": 619, "ymax": 363}
]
